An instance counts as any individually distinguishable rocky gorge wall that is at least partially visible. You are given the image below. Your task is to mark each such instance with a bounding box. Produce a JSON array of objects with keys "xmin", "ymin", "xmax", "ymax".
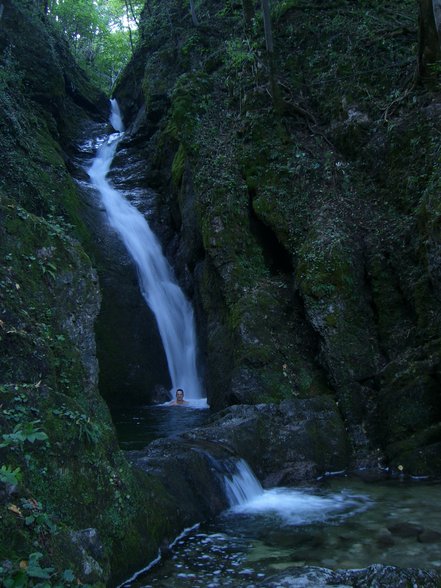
[
  {"xmin": 114, "ymin": 0, "xmax": 441, "ymax": 477},
  {"xmin": 0, "ymin": 2, "xmax": 185, "ymax": 584}
]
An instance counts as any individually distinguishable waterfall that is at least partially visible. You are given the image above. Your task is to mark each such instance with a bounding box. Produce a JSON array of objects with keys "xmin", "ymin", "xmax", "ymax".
[
  {"xmin": 222, "ymin": 459, "xmax": 371, "ymax": 524},
  {"xmin": 88, "ymin": 99, "xmax": 203, "ymax": 400},
  {"xmin": 223, "ymin": 459, "xmax": 263, "ymax": 506}
]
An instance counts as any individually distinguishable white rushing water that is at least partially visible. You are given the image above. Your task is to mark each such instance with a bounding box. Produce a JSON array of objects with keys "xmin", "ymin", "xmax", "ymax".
[
  {"xmin": 224, "ymin": 459, "xmax": 370, "ymax": 525},
  {"xmin": 224, "ymin": 459, "xmax": 263, "ymax": 506},
  {"xmin": 88, "ymin": 99, "xmax": 203, "ymax": 401},
  {"xmin": 231, "ymin": 486, "xmax": 370, "ymax": 525}
]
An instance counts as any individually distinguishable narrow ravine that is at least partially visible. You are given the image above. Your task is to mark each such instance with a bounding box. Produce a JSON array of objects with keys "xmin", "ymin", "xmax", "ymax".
[{"xmin": 88, "ymin": 100, "xmax": 204, "ymax": 402}]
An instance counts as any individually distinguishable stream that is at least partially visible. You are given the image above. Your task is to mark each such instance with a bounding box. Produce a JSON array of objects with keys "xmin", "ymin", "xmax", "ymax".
[
  {"xmin": 123, "ymin": 475, "xmax": 441, "ymax": 587},
  {"xmin": 113, "ymin": 405, "xmax": 441, "ymax": 587}
]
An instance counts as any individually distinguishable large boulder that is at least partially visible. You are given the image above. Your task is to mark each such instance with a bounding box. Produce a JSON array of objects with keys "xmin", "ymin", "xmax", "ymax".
[{"xmin": 201, "ymin": 398, "xmax": 349, "ymax": 484}]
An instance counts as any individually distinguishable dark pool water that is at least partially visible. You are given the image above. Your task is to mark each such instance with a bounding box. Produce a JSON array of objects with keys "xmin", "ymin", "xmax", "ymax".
[
  {"xmin": 123, "ymin": 477, "xmax": 441, "ymax": 587},
  {"xmin": 111, "ymin": 404, "xmax": 211, "ymax": 450}
]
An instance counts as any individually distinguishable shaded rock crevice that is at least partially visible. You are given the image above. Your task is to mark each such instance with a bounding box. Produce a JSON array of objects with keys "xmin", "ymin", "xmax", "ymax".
[{"xmin": 248, "ymin": 188, "xmax": 294, "ymax": 277}]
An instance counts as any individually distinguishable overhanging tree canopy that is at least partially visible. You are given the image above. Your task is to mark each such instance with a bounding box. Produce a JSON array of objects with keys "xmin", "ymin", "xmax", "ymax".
[{"xmin": 46, "ymin": 0, "xmax": 143, "ymax": 92}]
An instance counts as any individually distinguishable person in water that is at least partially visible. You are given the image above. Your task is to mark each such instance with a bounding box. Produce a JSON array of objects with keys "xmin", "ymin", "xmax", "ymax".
[{"xmin": 170, "ymin": 388, "xmax": 188, "ymax": 405}]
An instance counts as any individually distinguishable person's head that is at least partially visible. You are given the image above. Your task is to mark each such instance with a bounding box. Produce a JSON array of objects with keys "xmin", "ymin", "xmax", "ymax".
[{"xmin": 176, "ymin": 388, "xmax": 184, "ymax": 402}]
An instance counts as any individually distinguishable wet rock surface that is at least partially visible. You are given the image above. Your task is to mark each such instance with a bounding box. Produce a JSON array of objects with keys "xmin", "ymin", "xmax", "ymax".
[
  {"xmin": 387, "ymin": 521, "xmax": 423, "ymax": 538},
  {"xmin": 182, "ymin": 398, "xmax": 350, "ymax": 483},
  {"xmin": 67, "ymin": 528, "xmax": 107, "ymax": 584},
  {"xmin": 128, "ymin": 438, "xmax": 231, "ymax": 526},
  {"xmin": 0, "ymin": 3, "xmax": 188, "ymax": 584},
  {"xmin": 418, "ymin": 529, "xmax": 441, "ymax": 543},
  {"xmin": 333, "ymin": 564, "xmax": 441, "ymax": 588},
  {"xmin": 4, "ymin": 0, "xmax": 441, "ymax": 585},
  {"xmin": 261, "ymin": 565, "xmax": 441, "ymax": 588},
  {"xmin": 72, "ymin": 130, "xmax": 172, "ymax": 405},
  {"xmin": 126, "ymin": 396, "xmax": 350, "ymax": 531}
]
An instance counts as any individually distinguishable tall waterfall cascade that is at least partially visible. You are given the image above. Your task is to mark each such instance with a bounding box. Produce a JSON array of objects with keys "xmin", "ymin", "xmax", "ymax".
[{"xmin": 88, "ymin": 99, "xmax": 203, "ymax": 401}]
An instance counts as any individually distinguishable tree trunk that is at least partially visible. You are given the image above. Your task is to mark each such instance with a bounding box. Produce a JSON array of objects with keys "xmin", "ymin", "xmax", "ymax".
[
  {"xmin": 418, "ymin": 0, "xmax": 441, "ymax": 81},
  {"xmin": 189, "ymin": 0, "xmax": 199, "ymax": 26},
  {"xmin": 32, "ymin": 0, "xmax": 48, "ymax": 13},
  {"xmin": 261, "ymin": 0, "xmax": 274, "ymax": 53},
  {"xmin": 124, "ymin": 0, "xmax": 135, "ymax": 53},
  {"xmin": 125, "ymin": 0, "xmax": 139, "ymax": 26},
  {"xmin": 261, "ymin": 0, "xmax": 281, "ymax": 112},
  {"xmin": 242, "ymin": 0, "xmax": 255, "ymax": 32}
]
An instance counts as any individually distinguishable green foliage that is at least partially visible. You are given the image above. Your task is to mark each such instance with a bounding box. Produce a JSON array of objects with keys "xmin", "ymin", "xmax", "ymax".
[
  {"xmin": 47, "ymin": 0, "xmax": 143, "ymax": 92},
  {"xmin": 0, "ymin": 423, "xmax": 49, "ymax": 450},
  {"xmin": 166, "ymin": 72, "xmax": 212, "ymax": 147},
  {"xmin": 273, "ymin": 0, "xmax": 301, "ymax": 21},
  {"xmin": 21, "ymin": 499, "xmax": 58, "ymax": 536},
  {"xmin": 181, "ymin": 33, "xmax": 201, "ymax": 57},
  {"xmin": 0, "ymin": 48, "xmax": 24, "ymax": 90},
  {"xmin": 0, "ymin": 465, "xmax": 23, "ymax": 486},
  {"xmin": 171, "ymin": 144, "xmax": 186, "ymax": 188},
  {"xmin": 276, "ymin": 0, "xmax": 417, "ymax": 121},
  {"xmin": 225, "ymin": 39, "xmax": 256, "ymax": 70},
  {"xmin": 0, "ymin": 553, "xmax": 53, "ymax": 587},
  {"xmin": 0, "ymin": 3, "xmax": 180, "ymax": 582},
  {"xmin": 0, "ymin": 551, "xmax": 80, "ymax": 588},
  {"xmin": 52, "ymin": 407, "xmax": 102, "ymax": 445}
]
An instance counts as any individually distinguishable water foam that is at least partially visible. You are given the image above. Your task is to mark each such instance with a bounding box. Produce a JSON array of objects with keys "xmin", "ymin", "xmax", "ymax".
[{"xmin": 223, "ymin": 459, "xmax": 370, "ymax": 525}]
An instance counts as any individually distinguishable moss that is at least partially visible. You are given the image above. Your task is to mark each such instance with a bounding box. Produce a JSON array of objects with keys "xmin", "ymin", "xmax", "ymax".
[
  {"xmin": 379, "ymin": 352, "xmax": 441, "ymax": 445},
  {"xmin": 296, "ymin": 366, "xmax": 332, "ymax": 397},
  {"xmin": 324, "ymin": 313, "xmax": 337, "ymax": 327},
  {"xmin": 258, "ymin": 369, "xmax": 293, "ymax": 403},
  {"xmin": 385, "ymin": 419, "xmax": 441, "ymax": 476},
  {"xmin": 297, "ymin": 226, "xmax": 354, "ymax": 301},
  {"xmin": 171, "ymin": 143, "xmax": 186, "ymax": 188},
  {"xmin": 165, "ymin": 71, "xmax": 212, "ymax": 147}
]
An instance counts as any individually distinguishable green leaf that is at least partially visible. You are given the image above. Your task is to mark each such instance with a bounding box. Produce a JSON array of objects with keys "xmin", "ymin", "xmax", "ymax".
[
  {"xmin": 0, "ymin": 465, "xmax": 22, "ymax": 485},
  {"xmin": 27, "ymin": 553, "xmax": 54, "ymax": 580},
  {"xmin": 62, "ymin": 569, "xmax": 75, "ymax": 582},
  {"xmin": 27, "ymin": 432, "xmax": 49, "ymax": 443},
  {"xmin": 4, "ymin": 569, "xmax": 27, "ymax": 588}
]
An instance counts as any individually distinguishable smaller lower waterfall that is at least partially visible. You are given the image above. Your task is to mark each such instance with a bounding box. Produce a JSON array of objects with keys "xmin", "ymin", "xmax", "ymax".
[
  {"xmin": 222, "ymin": 459, "xmax": 263, "ymax": 506},
  {"xmin": 119, "ymin": 455, "xmax": 373, "ymax": 586},
  {"xmin": 221, "ymin": 458, "xmax": 370, "ymax": 525}
]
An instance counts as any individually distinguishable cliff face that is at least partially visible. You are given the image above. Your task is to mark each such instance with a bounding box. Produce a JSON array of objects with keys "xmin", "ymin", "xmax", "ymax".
[
  {"xmin": 115, "ymin": 0, "xmax": 441, "ymax": 476},
  {"xmin": 0, "ymin": 2, "xmax": 173, "ymax": 584}
]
